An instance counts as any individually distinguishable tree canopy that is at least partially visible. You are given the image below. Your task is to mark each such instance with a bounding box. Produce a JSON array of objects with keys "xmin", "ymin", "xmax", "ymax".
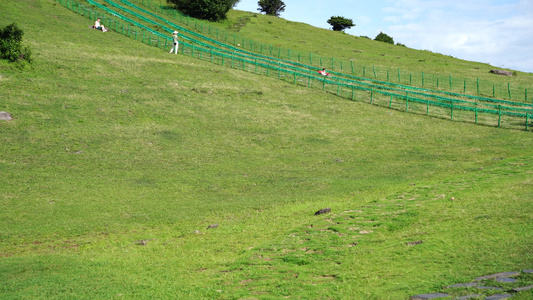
[
  {"xmin": 374, "ymin": 31, "xmax": 394, "ymax": 44},
  {"xmin": 166, "ymin": 0, "xmax": 240, "ymax": 21},
  {"xmin": 327, "ymin": 16, "xmax": 355, "ymax": 32},
  {"xmin": 257, "ymin": 0, "xmax": 285, "ymax": 17},
  {"xmin": 0, "ymin": 23, "xmax": 32, "ymax": 64}
]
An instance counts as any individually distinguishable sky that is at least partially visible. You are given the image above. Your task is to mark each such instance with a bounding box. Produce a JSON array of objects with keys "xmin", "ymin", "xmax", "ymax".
[{"xmin": 234, "ymin": 0, "xmax": 533, "ymax": 73}]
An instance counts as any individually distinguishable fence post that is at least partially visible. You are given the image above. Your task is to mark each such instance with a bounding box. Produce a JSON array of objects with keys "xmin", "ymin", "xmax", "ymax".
[
  {"xmin": 508, "ymin": 83, "xmax": 511, "ymax": 100},
  {"xmin": 498, "ymin": 105, "xmax": 502, "ymax": 127},
  {"xmin": 477, "ymin": 78, "xmax": 480, "ymax": 94},
  {"xmin": 422, "ymin": 72, "xmax": 424, "ymax": 87},
  {"xmin": 449, "ymin": 75, "xmax": 452, "ymax": 90},
  {"xmin": 398, "ymin": 68, "xmax": 401, "ymax": 83},
  {"xmin": 405, "ymin": 93, "xmax": 409, "ymax": 112},
  {"xmin": 450, "ymin": 101, "xmax": 453, "ymax": 120},
  {"xmin": 475, "ymin": 107, "xmax": 478, "ymax": 124},
  {"xmin": 370, "ymin": 88, "xmax": 373, "ymax": 104}
]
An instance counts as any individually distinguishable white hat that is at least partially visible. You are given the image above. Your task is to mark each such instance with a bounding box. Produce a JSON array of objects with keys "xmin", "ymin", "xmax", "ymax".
[{"xmin": 173, "ymin": 31, "xmax": 178, "ymax": 34}]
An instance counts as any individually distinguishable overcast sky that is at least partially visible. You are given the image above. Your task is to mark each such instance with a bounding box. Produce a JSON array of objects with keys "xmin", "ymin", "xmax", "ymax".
[{"xmin": 234, "ymin": 0, "xmax": 533, "ymax": 73}]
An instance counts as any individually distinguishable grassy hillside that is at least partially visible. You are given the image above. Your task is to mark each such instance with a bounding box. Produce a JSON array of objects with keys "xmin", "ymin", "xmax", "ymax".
[{"xmin": 1, "ymin": 0, "xmax": 532, "ymax": 299}]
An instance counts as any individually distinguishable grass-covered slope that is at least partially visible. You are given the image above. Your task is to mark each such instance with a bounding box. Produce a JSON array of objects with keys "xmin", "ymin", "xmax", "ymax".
[
  {"xmin": 222, "ymin": 9, "xmax": 533, "ymax": 89},
  {"xmin": 1, "ymin": 0, "xmax": 532, "ymax": 299}
]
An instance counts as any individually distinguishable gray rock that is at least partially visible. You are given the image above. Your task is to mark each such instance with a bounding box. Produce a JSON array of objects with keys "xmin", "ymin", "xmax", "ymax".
[
  {"xmin": 0, "ymin": 111, "xmax": 13, "ymax": 121},
  {"xmin": 410, "ymin": 293, "xmax": 449, "ymax": 300},
  {"xmin": 476, "ymin": 286, "xmax": 503, "ymax": 290},
  {"xmin": 475, "ymin": 271, "xmax": 520, "ymax": 281},
  {"xmin": 494, "ymin": 277, "xmax": 516, "ymax": 283},
  {"xmin": 489, "ymin": 69, "xmax": 513, "ymax": 76},
  {"xmin": 485, "ymin": 294, "xmax": 512, "ymax": 300},
  {"xmin": 207, "ymin": 224, "xmax": 219, "ymax": 229},
  {"xmin": 522, "ymin": 269, "xmax": 533, "ymax": 274},
  {"xmin": 445, "ymin": 282, "xmax": 479, "ymax": 288},
  {"xmin": 456, "ymin": 295, "xmax": 482, "ymax": 300},
  {"xmin": 315, "ymin": 207, "xmax": 331, "ymax": 215},
  {"xmin": 513, "ymin": 284, "xmax": 533, "ymax": 292}
]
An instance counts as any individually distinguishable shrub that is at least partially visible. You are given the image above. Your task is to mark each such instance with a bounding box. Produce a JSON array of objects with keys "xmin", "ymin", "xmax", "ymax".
[
  {"xmin": 0, "ymin": 23, "xmax": 32, "ymax": 64},
  {"xmin": 166, "ymin": 0, "xmax": 239, "ymax": 21},
  {"xmin": 374, "ymin": 31, "xmax": 394, "ymax": 44}
]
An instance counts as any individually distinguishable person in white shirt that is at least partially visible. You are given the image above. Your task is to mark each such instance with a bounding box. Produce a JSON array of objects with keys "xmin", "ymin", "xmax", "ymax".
[
  {"xmin": 169, "ymin": 31, "xmax": 179, "ymax": 54},
  {"xmin": 94, "ymin": 18, "xmax": 107, "ymax": 32}
]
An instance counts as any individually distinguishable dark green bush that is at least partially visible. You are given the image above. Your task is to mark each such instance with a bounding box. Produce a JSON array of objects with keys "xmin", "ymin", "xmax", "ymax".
[
  {"xmin": 374, "ymin": 31, "xmax": 394, "ymax": 45},
  {"xmin": 0, "ymin": 23, "xmax": 32, "ymax": 64},
  {"xmin": 166, "ymin": 0, "xmax": 239, "ymax": 21}
]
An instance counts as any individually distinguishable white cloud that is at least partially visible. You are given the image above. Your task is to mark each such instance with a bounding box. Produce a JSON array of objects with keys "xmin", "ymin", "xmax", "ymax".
[
  {"xmin": 235, "ymin": 0, "xmax": 533, "ymax": 72},
  {"xmin": 384, "ymin": 0, "xmax": 533, "ymax": 72}
]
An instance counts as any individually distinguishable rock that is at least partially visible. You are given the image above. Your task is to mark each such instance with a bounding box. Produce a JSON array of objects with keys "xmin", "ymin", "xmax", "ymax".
[
  {"xmin": 134, "ymin": 239, "xmax": 149, "ymax": 245},
  {"xmin": 410, "ymin": 293, "xmax": 449, "ymax": 299},
  {"xmin": 406, "ymin": 240, "xmax": 423, "ymax": 246},
  {"xmin": 314, "ymin": 208, "xmax": 331, "ymax": 215},
  {"xmin": 207, "ymin": 224, "xmax": 219, "ymax": 229},
  {"xmin": 474, "ymin": 271, "xmax": 520, "ymax": 281},
  {"xmin": 513, "ymin": 284, "xmax": 533, "ymax": 292},
  {"xmin": 445, "ymin": 282, "xmax": 479, "ymax": 288},
  {"xmin": 485, "ymin": 294, "xmax": 513, "ymax": 300},
  {"xmin": 489, "ymin": 69, "xmax": 513, "ymax": 76},
  {"xmin": 476, "ymin": 286, "xmax": 503, "ymax": 290},
  {"xmin": 456, "ymin": 295, "xmax": 482, "ymax": 300},
  {"xmin": 494, "ymin": 277, "xmax": 516, "ymax": 283},
  {"xmin": 0, "ymin": 111, "xmax": 13, "ymax": 121}
]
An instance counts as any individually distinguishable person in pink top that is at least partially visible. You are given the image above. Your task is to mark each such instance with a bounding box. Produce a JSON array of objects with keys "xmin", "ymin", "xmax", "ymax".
[{"xmin": 318, "ymin": 68, "xmax": 330, "ymax": 76}]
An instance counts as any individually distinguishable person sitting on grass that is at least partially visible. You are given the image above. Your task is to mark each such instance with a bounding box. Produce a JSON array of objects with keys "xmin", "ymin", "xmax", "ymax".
[
  {"xmin": 318, "ymin": 68, "xmax": 330, "ymax": 76},
  {"xmin": 94, "ymin": 18, "xmax": 107, "ymax": 32}
]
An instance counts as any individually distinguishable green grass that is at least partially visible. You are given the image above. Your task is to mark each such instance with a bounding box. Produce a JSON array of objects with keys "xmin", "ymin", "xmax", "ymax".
[{"xmin": 1, "ymin": 0, "xmax": 532, "ymax": 299}]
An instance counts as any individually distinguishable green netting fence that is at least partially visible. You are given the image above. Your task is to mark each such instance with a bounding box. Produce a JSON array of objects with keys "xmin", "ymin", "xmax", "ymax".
[
  {"xmin": 80, "ymin": 0, "xmax": 533, "ymax": 112},
  {"xmin": 55, "ymin": 0, "xmax": 533, "ymax": 131},
  {"xmin": 135, "ymin": 0, "xmax": 532, "ymax": 103}
]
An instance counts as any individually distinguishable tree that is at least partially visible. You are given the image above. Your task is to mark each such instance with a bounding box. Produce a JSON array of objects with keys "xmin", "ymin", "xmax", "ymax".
[
  {"xmin": 0, "ymin": 23, "xmax": 32, "ymax": 64},
  {"xmin": 327, "ymin": 16, "xmax": 355, "ymax": 32},
  {"xmin": 167, "ymin": 0, "xmax": 240, "ymax": 21},
  {"xmin": 374, "ymin": 31, "xmax": 394, "ymax": 44},
  {"xmin": 257, "ymin": 0, "xmax": 285, "ymax": 17}
]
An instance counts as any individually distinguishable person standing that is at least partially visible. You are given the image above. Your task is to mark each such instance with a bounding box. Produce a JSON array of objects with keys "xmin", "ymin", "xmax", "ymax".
[{"xmin": 169, "ymin": 31, "xmax": 179, "ymax": 54}]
